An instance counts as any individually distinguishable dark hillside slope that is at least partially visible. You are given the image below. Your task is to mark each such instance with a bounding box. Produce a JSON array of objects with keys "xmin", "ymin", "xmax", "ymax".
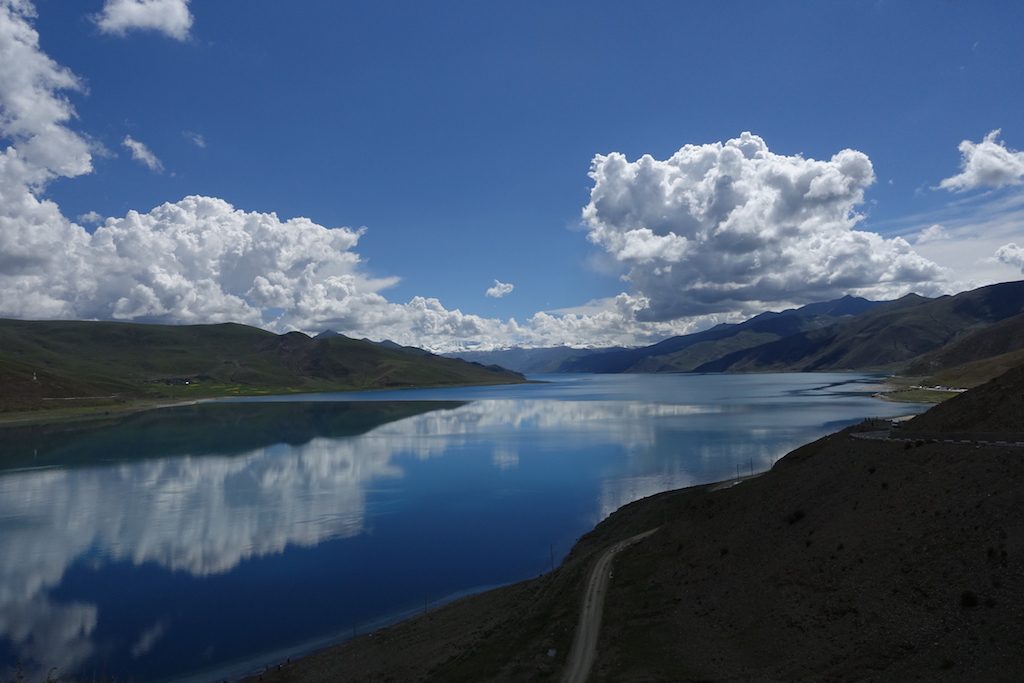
[
  {"xmin": 446, "ymin": 346, "xmax": 627, "ymax": 374},
  {"xmin": 904, "ymin": 312, "xmax": 1024, "ymax": 379},
  {"xmin": 0, "ymin": 319, "xmax": 524, "ymax": 413},
  {"xmin": 698, "ymin": 281, "xmax": 1024, "ymax": 373},
  {"xmin": 906, "ymin": 361, "xmax": 1024, "ymax": 433},
  {"xmin": 596, "ymin": 415, "xmax": 1024, "ymax": 680},
  {"xmin": 563, "ymin": 295, "xmax": 883, "ymax": 373}
]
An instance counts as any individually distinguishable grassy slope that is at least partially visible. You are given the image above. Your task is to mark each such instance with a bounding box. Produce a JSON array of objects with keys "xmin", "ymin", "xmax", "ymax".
[
  {"xmin": 927, "ymin": 348, "xmax": 1024, "ymax": 389},
  {"xmin": 257, "ymin": 362, "xmax": 1024, "ymax": 682},
  {"xmin": 0, "ymin": 319, "xmax": 524, "ymax": 414}
]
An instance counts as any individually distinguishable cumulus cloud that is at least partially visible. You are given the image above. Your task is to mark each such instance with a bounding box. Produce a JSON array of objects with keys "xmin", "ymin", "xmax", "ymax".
[
  {"xmin": 94, "ymin": 0, "xmax": 192, "ymax": 40},
  {"xmin": 0, "ymin": 1, "xmax": 91, "ymax": 185},
  {"xmin": 583, "ymin": 132, "xmax": 946, "ymax": 321},
  {"xmin": 0, "ymin": 6, "xmax": 966, "ymax": 354},
  {"xmin": 939, "ymin": 129, "xmax": 1024, "ymax": 192},
  {"xmin": 0, "ymin": 0, "xmax": 94, "ymax": 319},
  {"xmin": 76, "ymin": 210, "xmax": 103, "ymax": 224},
  {"xmin": 485, "ymin": 279, "xmax": 514, "ymax": 298},
  {"xmin": 0, "ymin": 5, "xmax": 499, "ymax": 350},
  {"xmin": 122, "ymin": 134, "xmax": 163, "ymax": 172},
  {"xmin": 995, "ymin": 243, "xmax": 1024, "ymax": 272}
]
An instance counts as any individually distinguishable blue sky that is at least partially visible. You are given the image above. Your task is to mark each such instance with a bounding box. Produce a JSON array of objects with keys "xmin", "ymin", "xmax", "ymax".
[{"xmin": 2, "ymin": 0, "xmax": 1024, "ymax": 350}]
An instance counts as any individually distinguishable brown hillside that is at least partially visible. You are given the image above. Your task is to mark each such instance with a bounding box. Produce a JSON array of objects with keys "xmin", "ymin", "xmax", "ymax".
[{"xmin": 905, "ymin": 313, "xmax": 1024, "ymax": 380}]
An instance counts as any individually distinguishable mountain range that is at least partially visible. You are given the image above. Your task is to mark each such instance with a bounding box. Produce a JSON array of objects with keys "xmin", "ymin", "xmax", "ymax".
[{"xmin": 449, "ymin": 280, "xmax": 1024, "ymax": 386}]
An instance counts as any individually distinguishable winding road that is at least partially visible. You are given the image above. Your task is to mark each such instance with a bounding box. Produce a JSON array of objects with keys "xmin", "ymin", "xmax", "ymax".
[
  {"xmin": 561, "ymin": 528, "xmax": 659, "ymax": 683},
  {"xmin": 851, "ymin": 430, "xmax": 1024, "ymax": 448},
  {"xmin": 559, "ymin": 429, "xmax": 1022, "ymax": 682}
]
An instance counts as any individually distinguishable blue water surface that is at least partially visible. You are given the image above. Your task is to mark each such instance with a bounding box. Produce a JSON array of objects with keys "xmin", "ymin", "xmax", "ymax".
[{"xmin": 0, "ymin": 373, "xmax": 925, "ymax": 681}]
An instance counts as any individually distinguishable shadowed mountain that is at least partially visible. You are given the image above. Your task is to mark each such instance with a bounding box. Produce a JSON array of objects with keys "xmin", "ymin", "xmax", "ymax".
[
  {"xmin": 903, "ymin": 312, "xmax": 1024, "ymax": 380},
  {"xmin": 0, "ymin": 319, "xmax": 524, "ymax": 413},
  {"xmin": 319, "ymin": 329, "xmax": 433, "ymax": 357},
  {"xmin": 695, "ymin": 281, "xmax": 1024, "ymax": 374},
  {"xmin": 560, "ymin": 295, "xmax": 884, "ymax": 373},
  {"xmin": 446, "ymin": 346, "xmax": 628, "ymax": 374}
]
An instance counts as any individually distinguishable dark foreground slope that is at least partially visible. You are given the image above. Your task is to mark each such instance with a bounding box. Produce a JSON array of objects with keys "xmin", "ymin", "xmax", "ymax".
[
  {"xmin": 253, "ymin": 364, "xmax": 1024, "ymax": 682},
  {"xmin": 0, "ymin": 319, "xmax": 524, "ymax": 415}
]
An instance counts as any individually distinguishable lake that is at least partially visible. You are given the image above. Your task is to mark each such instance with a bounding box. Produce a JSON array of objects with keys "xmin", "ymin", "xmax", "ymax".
[{"xmin": 0, "ymin": 373, "xmax": 926, "ymax": 681}]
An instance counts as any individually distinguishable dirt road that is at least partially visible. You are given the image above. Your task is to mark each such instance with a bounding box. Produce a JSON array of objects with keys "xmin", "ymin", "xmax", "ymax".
[{"xmin": 561, "ymin": 527, "xmax": 658, "ymax": 683}]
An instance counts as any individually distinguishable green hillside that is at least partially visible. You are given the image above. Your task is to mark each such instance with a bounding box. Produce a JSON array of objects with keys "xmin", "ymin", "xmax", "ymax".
[{"xmin": 0, "ymin": 319, "xmax": 525, "ymax": 416}]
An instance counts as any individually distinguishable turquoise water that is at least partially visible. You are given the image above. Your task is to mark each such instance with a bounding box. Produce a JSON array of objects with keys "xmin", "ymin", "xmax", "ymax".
[{"xmin": 0, "ymin": 373, "xmax": 925, "ymax": 681}]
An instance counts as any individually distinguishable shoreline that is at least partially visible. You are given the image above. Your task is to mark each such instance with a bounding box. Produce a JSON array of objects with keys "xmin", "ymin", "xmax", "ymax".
[
  {"xmin": 0, "ymin": 377, "xmax": 532, "ymax": 429},
  {"xmin": 0, "ymin": 397, "xmax": 209, "ymax": 429},
  {"xmin": 1, "ymin": 371, "xmax": 905, "ymax": 429},
  {"xmin": 185, "ymin": 582, "xmax": 508, "ymax": 683},
  {"xmin": 238, "ymin": 471, "xmax": 766, "ymax": 682}
]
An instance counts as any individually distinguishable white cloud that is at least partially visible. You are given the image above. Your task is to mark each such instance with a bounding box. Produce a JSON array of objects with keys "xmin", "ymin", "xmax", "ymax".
[
  {"xmin": 939, "ymin": 129, "xmax": 1024, "ymax": 192},
  {"xmin": 520, "ymin": 293, "xmax": 729, "ymax": 349},
  {"xmin": 583, "ymin": 132, "xmax": 947, "ymax": 321},
  {"xmin": 182, "ymin": 130, "xmax": 205, "ymax": 148},
  {"xmin": 995, "ymin": 243, "xmax": 1024, "ymax": 272},
  {"xmin": 485, "ymin": 279, "xmax": 514, "ymax": 298},
  {"xmin": 0, "ymin": 0, "xmax": 94, "ymax": 319},
  {"xmin": 0, "ymin": 6, "xmax": 1002, "ymax": 355},
  {"xmin": 0, "ymin": 1, "xmax": 91, "ymax": 185},
  {"xmin": 94, "ymin": 0, "xmax": 192, "ymax": 41},
  {"xmin": 0, "ymin": 3, "xmax": 665, "ymax": 353},
  {"xmin": 76, "ymin": 210, "xmax": 103, "ymax": 224},
  {"xmin": 888, "ymin": 191, "xmax": 1024, "ymax": 293},
  {"xmin": 122, "ymin": 134, "xmax": 163, "ymax": 172},
  {"xmin": 915, "ymin": 223, "xmax": 949, "ymax": 244}
]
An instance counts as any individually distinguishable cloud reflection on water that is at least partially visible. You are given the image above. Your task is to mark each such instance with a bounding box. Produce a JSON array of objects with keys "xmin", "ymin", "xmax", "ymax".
[{"xmin": 0, "ymin": 390, "xmax": 906, "ymax": 677}]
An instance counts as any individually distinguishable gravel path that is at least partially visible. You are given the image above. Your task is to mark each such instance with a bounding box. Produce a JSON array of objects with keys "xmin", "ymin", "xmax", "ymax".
[{"xmin": 561, "ymin": 528, "xmax": 658, "ymax": 683}]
